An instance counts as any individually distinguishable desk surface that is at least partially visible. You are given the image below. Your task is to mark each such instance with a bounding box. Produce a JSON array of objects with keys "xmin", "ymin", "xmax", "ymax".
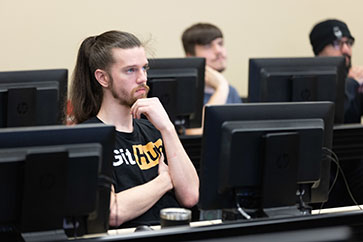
[
  {"xmin": 73, "ymin": 205, "xmax": 363, "ymax": 241},
  {"xmin": 312, "ymin": 204, "xmax": 363, "ymax": 214}
]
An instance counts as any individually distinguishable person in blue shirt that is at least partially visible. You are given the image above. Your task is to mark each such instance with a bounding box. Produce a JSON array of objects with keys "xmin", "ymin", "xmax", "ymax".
[{"xmin": 182, "ymin": 23, "xmax": 241, "ymax": 135}]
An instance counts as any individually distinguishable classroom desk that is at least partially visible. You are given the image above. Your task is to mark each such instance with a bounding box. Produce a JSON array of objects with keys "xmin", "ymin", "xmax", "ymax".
[
  {"xmin": 312, "ymin": 204, "xmax": 363, "ymax": 214},
  {"xmin": 71, "ymin": 205, "xmax": 363, "ymax": 242}
]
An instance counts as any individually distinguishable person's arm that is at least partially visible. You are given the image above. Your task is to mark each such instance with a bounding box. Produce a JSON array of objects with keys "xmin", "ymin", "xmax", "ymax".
[
  {"xmin": 344, "ymin": 66, "xmax": 363, "ymax": 123},
  {"xmin": 204, "ymin": 66, "xmax": 229, "ymax": 105},
  {"xmin": 348, "ymin": 66, "xmax": 363, "ymax": 85},
  {"xmin": 131, "ymin": 97, "xmax": 199, "ymax": 207},
  {"xmin": 185, "ymin": 66, "xmax": 229, "ymax": 135},
  {"xmin": 109, "ymin": 156, "xmax": 173, "ymax": 227}
]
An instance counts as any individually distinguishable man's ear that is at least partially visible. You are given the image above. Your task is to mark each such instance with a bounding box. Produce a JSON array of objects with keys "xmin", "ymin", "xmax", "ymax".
[{"xmin": 94, "ymin": 69, "xmax": 109, "ymax": 88}]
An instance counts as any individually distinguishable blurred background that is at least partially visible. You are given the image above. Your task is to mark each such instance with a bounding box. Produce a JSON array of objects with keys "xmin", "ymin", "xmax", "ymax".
[{"xmin": 1, "ymin": 0, "xmax": 362, "ymax": 98}]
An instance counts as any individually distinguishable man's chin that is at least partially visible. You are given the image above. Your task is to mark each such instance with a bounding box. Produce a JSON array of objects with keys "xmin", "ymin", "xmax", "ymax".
[
  {"xmin": 137, "ymin": 93, "xmax": 148, "ymax": 99},
  {"xmin": 214, "ymin": 63, "xmax": 227, "ymax": 72},
  {"xmin": 130, "ymin": 94, "xmax": 147, "ymax": 105}
]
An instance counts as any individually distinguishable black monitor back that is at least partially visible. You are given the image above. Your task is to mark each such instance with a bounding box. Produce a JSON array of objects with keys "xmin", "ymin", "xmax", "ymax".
[
  {"xmin": 218, "ymin": 119, "xmax": 324, "ymax": 210},
  {"xmin": 0, "ymin": 69, "xmax": 68, "ymax": 127},
  {"xmin": 147, "ymin": 57, "xmax": 205, "ymax": 131},
  {"xmin": 200, "ymin": 102, "xmax": 335, "ymax": 210},
  {"xmin": 0, "ymin": 124, "xmax": 115, "ymax": 237},
  {"xmin": 248, "ymin": 56, "xmax": 346, "ymax": 124}
]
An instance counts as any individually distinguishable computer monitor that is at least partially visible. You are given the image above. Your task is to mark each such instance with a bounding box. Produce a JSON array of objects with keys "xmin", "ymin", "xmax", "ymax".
[
  {"xmin": 0, "ymin": 69, "xmax": 68, "ymax": 127},
  {"xmin": 147, "ymin": 57, "xmax": 205, "ymax": 134},
  {"xmin": 248, "ymin": 56, "xmax": 346, "ymax": 124},
  {"xmin": 0, "ymin": 123, "xmax": 115, "ymax": 240},
  {"xmin": 199, "ymin": 102, "xmax": 335, "ymax": 218}
]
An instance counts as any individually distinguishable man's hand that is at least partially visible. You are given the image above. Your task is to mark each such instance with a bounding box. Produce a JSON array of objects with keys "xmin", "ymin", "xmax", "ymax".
[
  {"xmin": 130, "ymin": 97, "xmax": 174, "ymax": 132},
  {"xmin": 348, "ymin": 66, "xmax": 363, "ymax": 85},
  {"xmin": 205, "ymin": 65, "xmax": 229, "ymax": 90},
  {"xmin": 204, "ymin": 65, "xmax": 229, "ymax": 105},
  {"xmin": 158, "ymin": 154, "xmax": 173, "ymax": 191}
]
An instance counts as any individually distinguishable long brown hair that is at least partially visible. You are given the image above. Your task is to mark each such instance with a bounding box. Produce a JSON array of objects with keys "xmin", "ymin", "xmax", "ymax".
[{"xmin": 68, "ymin": 30, "xmax": 142, "ymax": 123}]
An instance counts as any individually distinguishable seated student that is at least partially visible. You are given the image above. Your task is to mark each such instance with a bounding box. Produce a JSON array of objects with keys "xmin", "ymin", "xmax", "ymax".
[
  {"xmin": 68, "ymin": 30, "xmax": 199, "ymax": 228},
  {"xmin": 309, "ymin": 19, "xmax": 363, "ymax": 124},
  {"xmin": 181, "ymin": 23, "xmax": 242, "ymax": 135},
  {"xmin": 309, "ymin": 19, "xmax": 363, "ymax": 208}
]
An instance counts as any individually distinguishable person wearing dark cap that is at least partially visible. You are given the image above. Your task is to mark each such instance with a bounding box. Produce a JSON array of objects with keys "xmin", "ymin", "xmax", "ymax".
[
  {"xmin": 310, "ymin": 19, "xmax": 363, "ymax": 123},
  {"xmin": 310, "ymin": 19, "xmax": 363, "ymax": 208},
  {"xmin": 181, "ymin": 23, "xmax": 242, "ymax": 135}
]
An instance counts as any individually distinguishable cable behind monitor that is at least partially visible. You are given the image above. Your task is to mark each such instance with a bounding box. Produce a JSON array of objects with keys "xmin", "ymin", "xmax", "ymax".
[{"xmin": 317, "ymin": 147, "xmax": 363, "ymax": 212}]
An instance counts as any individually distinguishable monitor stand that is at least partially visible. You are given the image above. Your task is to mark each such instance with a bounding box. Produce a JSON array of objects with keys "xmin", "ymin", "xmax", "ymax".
[{"xmin": 222, "ymin": 132, "xmax": 313, "ymax": 221}]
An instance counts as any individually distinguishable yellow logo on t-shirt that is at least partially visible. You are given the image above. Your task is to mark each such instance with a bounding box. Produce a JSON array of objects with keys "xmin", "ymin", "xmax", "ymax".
[{"xmin": 132, "ymin": 138, "xmax": 163, "ymax": 170}]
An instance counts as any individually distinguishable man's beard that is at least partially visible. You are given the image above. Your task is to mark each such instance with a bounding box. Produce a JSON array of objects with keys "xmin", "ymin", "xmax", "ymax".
[
  {"xmin": 212, "ymin": 55, "xmax": 226, "ymax": 72},
  {"xmin": 109, "ymin": 77, "xmax": 150, "ymax": 107},
  {"xmin": 216, "ymin": 67, "xmax": 225, "ymax": 72},
  {"xmin": 344, "ymin": 54, "xmax": 352, "ymax": 71}
]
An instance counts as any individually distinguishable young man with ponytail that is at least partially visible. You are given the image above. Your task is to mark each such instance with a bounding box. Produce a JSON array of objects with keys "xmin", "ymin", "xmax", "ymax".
[{"xmin": 68, "ymin": 30, "xmax": 199, "ymax": 228}]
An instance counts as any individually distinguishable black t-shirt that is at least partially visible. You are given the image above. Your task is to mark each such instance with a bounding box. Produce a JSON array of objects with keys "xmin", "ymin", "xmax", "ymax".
[{"xmin": 84, "ymin": 117, "xmax": 180, "ymax": 228}]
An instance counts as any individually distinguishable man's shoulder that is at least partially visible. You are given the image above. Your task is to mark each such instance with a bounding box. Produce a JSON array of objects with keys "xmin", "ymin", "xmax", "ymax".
[
  {"xmin": 227, "ymin": 85, "xmax": 242, "ymax": 103},
  {"xmin": 228, "ymin": 84, "xmax": 239, "ymax": 93},
  {"xmin": 135, "ymin": 117, "xmax": 153, "ymax": 127},
  {"xmin": 134, "ymin": 118, "xmax": 160, "ymax": 133}
]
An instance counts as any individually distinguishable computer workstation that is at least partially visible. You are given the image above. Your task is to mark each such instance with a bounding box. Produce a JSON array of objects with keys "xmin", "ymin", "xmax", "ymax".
[
  {"xmin": 85, "ymin": 54, "xmax": 362, "ymax": 240},
  {"xmin": 0, "ymin": 68, "xmax": 118, "ymax": 241},
  {"xmin": 88, "ymin": 107, "xmax": 363, "ymax": 241},
  {"xmin": 0, "ymin": 56, "xmax": 361, "ymax": 241},
  {"xmin": 146, "ymin": 55, "xmax": 354, "ymax": 219},
  {"xmin": 86, "ymin": 55, "xmax": 361, "ymax": 240},
  {"xmin": 199, "ymin": 102, "xmax": 335, "ymax": 220},
  {"xmin": 0, "ymin": 124, "xmax": 115, "ymax": 241},
  {"xmin": 180, "ymin": 56, "xmax": 354, "ymax": 220}
]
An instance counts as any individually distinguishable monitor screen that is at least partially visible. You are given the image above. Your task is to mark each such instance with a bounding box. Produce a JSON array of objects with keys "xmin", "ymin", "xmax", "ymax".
[
  {"xmin": 199, "ymin": 102, "xmax": 335, "ymax": 216},
  {"xmin": 147, "ymin": 57, "xmax": 205, "ymax": 134},
  {"xmin": 248, "ymin": 56, "xmax": 346, "ymax": 124},
  {"xmin": 0, "ymin": 69, "xmax": 68, "ymax": 127},
  {"xmin": 0, "ymin": 123, "xmax": 115, "ymax": 239}
]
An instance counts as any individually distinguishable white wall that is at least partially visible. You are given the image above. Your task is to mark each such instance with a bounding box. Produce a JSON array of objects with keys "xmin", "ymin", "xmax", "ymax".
[{"xmin": 1, "ymin": 0, "xmax": 362, "ymax": 97}]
